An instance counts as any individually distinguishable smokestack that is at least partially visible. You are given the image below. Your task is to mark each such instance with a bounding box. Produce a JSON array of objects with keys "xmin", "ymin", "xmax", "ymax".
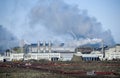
[
  {"xmin": 37, "ymin": 41, "xmax": 40, "ymax": 53},
  {"xmin": 20, "ymin": 39, "xmax": 25, "ymax": 53},
  {"xmin": 101, "ymin": 40, "xmax": 105, "ymax": 58},
  {"xmin": 43, "ymin": 41, "xmax": 46, "ymax": 53},
  {"xmin": 48, "ymin": 41, "xmax": 51, "ymax": 53}
]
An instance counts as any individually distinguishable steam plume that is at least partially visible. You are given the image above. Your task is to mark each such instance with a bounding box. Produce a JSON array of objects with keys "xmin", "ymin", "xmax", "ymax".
[
  {"xmin": 27, "ymin": 0, "xmax": 115, "ymax": 45},
  {"xmin": 0, "ymin": 25, "xmax": 18, "ymax": 51},
  {"xmin": 0, "ymin": 0, "xmax": 115, "ymax": 49}
]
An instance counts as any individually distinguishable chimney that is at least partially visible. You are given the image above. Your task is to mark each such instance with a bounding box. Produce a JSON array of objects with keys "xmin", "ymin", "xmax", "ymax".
[
  {"xmin": 48, "ymin": 41, "xmax": 51, "ymax": 53},
  {"xmin": 101, "ymin": 40, "xmax": 105, "ymax": 58},
  {"xmin": 20, "ymin": 39, "xmax": 25, "ymax": 53},
  {"xmin": 43, "ymin": 41, "xmax": 46, "ymax": 53},
  {"xmin": 37, "ymin": 41, "xmax": 40, "ymax": 53}
]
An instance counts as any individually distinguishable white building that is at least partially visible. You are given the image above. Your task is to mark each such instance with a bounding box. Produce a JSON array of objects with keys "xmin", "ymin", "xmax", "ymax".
[
  {"xmin": 2, "ymin": 44, "xmax": 120, "ymax": 62},
  {"xmin": 10, "ymin": 53, "xmax": 24, "ymax": 61},
  {"xmin": 75, "ymin": 44, "xmax": 120, "ymax": 61},
  {"xmin": 1, "ymin": 41, "xmax": 75, "ymax": 61},
  {"xmin": 28, "ymin": 41, "xmax": 52, "ymax": 53},
  {"xmin": 24, "ymin": 53, "xmax": 60, "ymax": 61},
  {"xmin": 75, "ymin": 51, "xmax": 103, "ymax": 61},
  {"xmin": 3, "ymin": 52, "xmax": 61, "ymax": 61},
  {"xmin": 3, "ymin": 41, "xmax": 120, "ymax": 62},
  {"xmin": 4, "ymin": 52, "xmax": 24, "ymax": 61},
  {"xmin": 105, "ymin": 44, "xmax": 120, "ymax": 60},
  {"xmin": 0, "ymin": 54, "xmax": 4, "ymax": 62},
  {"xmin": 25, "ymin": 41, "xmax": 75, "ymax": 61},
  {"xmin": 52, "ymin": 47, "xmax": 75, "ymax": 52}
]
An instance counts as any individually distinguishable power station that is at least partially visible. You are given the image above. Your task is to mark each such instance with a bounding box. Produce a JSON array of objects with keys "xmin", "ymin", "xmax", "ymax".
[{"xmin": 0, "ymin": 40, "xmax": 120, "ymax": 62}]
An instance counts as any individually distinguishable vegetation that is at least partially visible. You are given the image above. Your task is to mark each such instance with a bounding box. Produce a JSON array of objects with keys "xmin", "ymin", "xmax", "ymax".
[
  {"xmin": 0, "ymin": 61, "xmax": 120, "ymax": 78},
  {"xmin": 0, "ymin": 67, "xmax": 77, "ymax": 78}
]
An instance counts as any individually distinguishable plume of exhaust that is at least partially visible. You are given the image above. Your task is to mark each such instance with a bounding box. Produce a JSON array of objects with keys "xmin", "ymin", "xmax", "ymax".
[
  {"xmin": 66, "ymin": 38, "xmax": 102, "ymax": 47},
  {"xmin": 2, "ymin": 0, "xmax": 115, "ymax": 46},
  {"xmin": 0, "ymin": 25, "xmax": 18, "ymax": 52},
  {"xmin": 28, "ymin": 0, "xmax": 115, "ymax": 45}
]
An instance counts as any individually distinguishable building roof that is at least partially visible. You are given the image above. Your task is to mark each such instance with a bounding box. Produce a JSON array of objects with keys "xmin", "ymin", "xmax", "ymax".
[
  {"xmin": 29, "ymin": 43, "xmax": 50, "ymax": 47},
  {"xmin": 116, "ymin": 44, "xmax": 120, "ymax": 46}
]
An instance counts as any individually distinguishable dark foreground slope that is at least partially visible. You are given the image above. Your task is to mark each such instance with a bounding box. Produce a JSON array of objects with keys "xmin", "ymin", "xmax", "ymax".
[{"xmin": 0, "ymin": 61, "xmax": 120, "ymax": 78}]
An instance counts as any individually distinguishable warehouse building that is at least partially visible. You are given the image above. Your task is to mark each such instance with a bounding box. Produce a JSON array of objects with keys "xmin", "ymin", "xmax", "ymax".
[
  {"xmin": 75, "ymin": 44, "xmax": 120, "ymax": 61},
  {"xmin": 105, "ymin": 44, "xmax": 120, "ymax": 60},
  {"xmin": 1, "ymin": 40, "xmax": 120, "ymax": 62}
]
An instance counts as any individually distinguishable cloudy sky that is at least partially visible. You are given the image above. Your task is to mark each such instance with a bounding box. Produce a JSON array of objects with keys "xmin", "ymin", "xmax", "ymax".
[{"xmin": 0, "ymin": 0, "xmax": 120, "ymax": 46}]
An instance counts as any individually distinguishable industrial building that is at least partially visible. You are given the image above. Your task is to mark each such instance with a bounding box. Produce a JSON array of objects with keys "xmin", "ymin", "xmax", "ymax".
[
  {"xmin": 0, "ymin": 54, "xmax": 4, "ymax": 61},
  {"xmin": 0, "ymin": 40, "xmax": 120, "ymax": 62},
  {"xmin": 1, "ymin": 41, "xmax": 75, "ymax": 61},
  {"xmin": 75, "ymin": 44, "xmax": 120, "ymax": 61},
  {"xmin": 104, "ymin": 44, "xmax": 120, "ymax": 60},
  {"xmin": 75, "ymin": 51, "xmax": 103, "ymax": 61}
]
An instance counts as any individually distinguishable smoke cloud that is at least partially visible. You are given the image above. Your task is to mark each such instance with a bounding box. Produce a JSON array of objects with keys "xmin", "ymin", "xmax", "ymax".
[
  {"xmin": 0, "ymin": 0, "xmax": 115, "ymax": 50},
  {"xmin": 0, "ymin": 25, "xmax": 18, "ymax": 52},
  {"xmin": 27, "ymin": 0, "xmax": 115, "ymax": 45}
]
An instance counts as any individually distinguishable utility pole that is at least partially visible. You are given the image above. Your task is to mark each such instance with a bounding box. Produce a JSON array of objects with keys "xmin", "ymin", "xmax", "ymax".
[{"xmin": 37, "ymin": 41, "xmax": 40, "ymax": 53}]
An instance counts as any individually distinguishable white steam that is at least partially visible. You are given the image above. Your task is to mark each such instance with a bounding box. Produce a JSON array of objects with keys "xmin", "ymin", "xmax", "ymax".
[
  {"xmin": 27, "ymin": 0, "xmax": 115, "ymax": 45},
  {"xmin": 0, "ymin": 0, "xmax": 115, "ymax": 50}
]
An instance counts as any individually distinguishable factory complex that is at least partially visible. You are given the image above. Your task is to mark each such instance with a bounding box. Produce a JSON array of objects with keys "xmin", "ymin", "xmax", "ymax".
[{"xmin": 0, "ymin": 41, "xmax": 120, "ymax": 62}]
